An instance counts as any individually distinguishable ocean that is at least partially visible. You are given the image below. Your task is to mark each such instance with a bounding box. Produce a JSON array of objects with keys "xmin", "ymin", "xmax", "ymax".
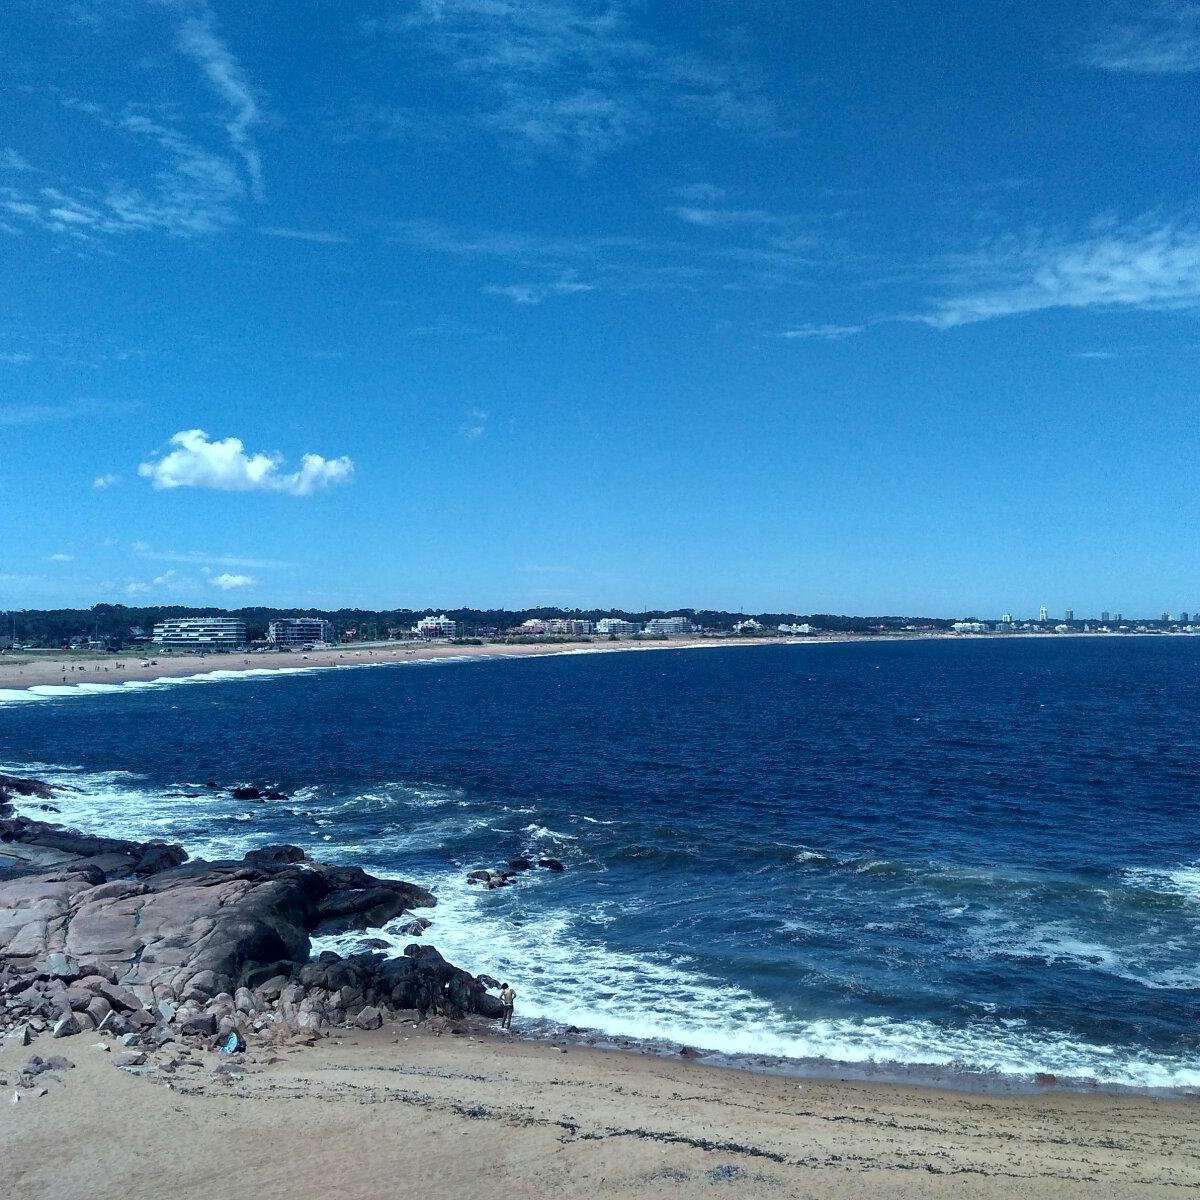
[{"xmin": 3, "ymin": 637, "xmax": 1200, "ymax": 1092}]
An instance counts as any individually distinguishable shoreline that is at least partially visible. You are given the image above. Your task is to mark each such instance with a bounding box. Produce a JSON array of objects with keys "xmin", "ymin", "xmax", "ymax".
[
  {"xmin": 0, "ymin": 627, "xmax": 1175, "ymax": 696},
  {"xmin": 5, "ymin": 1015, "xmax": 1200, "ymax": 1199}
]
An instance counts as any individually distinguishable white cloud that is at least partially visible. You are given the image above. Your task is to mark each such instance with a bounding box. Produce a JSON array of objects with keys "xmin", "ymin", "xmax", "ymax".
[
  {"xmin": 781, "ymin": 323, "xmax": 866, "ymax": 341},
  {"xmin": 462, "ymin": 408, "xmax": 489, "ymax": 439},
  {"xmin": 48, "ymin": 553, "xmax": 73, "ymax": 562},
  {"xmin": 132, "ymin": 543, "xmax": 293, "ymax": 569},
  {"xmin": 259, "ymin": 226, "xmax": 352, "ymax": 244},
  {"xmin": 139, "ymin": 429, "xmax": 354, "ymax": 496},
  {"xmin": 211, "ymin": 572, "xmax": 255, "ymax": 590},
  {"xmin": 92, "ymin": 473, "xmax": 120, "ymax": 489},
  {"xmin": 177, "ymin": 7, "xmax": 265, "ymax": 199},
  {"xmin": 369, "ymin": 0, "xmax": 779, "ymax": 162},
  {"xmin": 672, "ymin": 207, "xmax": 781, "ymax": 228},
  {"xmin": 924, "ymin": 217, "xmax": 1200, "ymax": 328},
  {"xmin": 1083, "ymin": 2, "xmax": 1200, "ymax": 73},
  {"xmin": 483, "ymin": 278, "xmax": 594, "ymax": 304}
]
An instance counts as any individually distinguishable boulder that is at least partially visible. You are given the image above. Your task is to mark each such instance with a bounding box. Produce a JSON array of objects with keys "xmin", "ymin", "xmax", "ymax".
[
  {"xmin": 508, "ymin": 858, "xmax": 533, "ymax": 871},
  {"xmin": 354, "ymin": 1005, "xmax": 384, "ymax": 1030},
  {"xmin": 538, "ymin": 858, "xmax": 565, "ymax": 872},
  {"xmin": 52, "ymin": 1013, "xmax": 81, "ymax": 1038},
  {"xmin": 113, "ymin": 1050, "xmax": 147, "ymax": 1068}
]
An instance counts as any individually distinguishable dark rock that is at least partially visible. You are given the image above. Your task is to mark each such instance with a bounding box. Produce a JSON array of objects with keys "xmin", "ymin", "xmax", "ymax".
[
  {"xmin": 243, "ymin": 845, "xmax": 306, "ymax": 867},
  {"xmin": 134, "ymin": 844, "xmax": 187, "ymax": 876},
  {"xmin": 52, "ymin": 1013, "xmax": 81, "ymax": 1038},
  {"xmin": 357, "ymin": 937, "xmax": 391, "ymax": 950},
  {"xmin": 264, "ymin": 792, "xmax": 290, "ymax": 801},
  {"xmin": 113, "ymin": 1050, "xmax": 147, "ymax": 1068},
  {"xmin": 393, "ymin": 918, "xmax": 430, "ymax": 937},
  {"xmin": 316, "ymin": 887, "xmax": 413, "ymax": 931},
  {"xmin": 0, "ymin": 775, "xmax": 56, "ymax": 800},
  {"xmin": 180, "ymin": 1013, "xmax": 217, "ymax": 1037},
  {"xmin": 230, "ymin": 786, "xmax": 263, "ymax": 800},
  {"xmin": 538, "ymin": 858, "xmax": 565, "ymax": 872},
  {"xmin": 508, "ymin": 857, "xmax": 533, "ymax": 871},
  {"xmin": 204, "ymin": 781, "xmax": 220, "ymax": 789}
]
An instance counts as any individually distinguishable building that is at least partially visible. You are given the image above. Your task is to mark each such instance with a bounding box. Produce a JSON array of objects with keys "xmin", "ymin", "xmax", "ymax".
[
  {"xmin": 153, "ymin": 617, "xmax": 247, "ymax": 651},
  {"xmin": 547, "ymin": 619, "xmax": 594, "ymax": 635},
  {"xmin": 415, "ymin": 614, "xmax": 458, "ymax": 639},
  {"xmin": 1065, "ymin": 609, "xmax": 1074, "ymax": 622},
  {"xmin": 1000, "ymin": 613, "xmax": 1013, "ymax": 624},
  {"xmin": 1182, "ymin": 612, "xmax": 1190, "ymax": 624},
  {"xmin": 1101, "ymin": 611, "xmax": 1110, "ymax": 624},
  {"xmin": 1038, "ymin": 606, "xmax": 1049, "ymax": 622},
  {"xmin": 732, "ymin": 618, "xmax": 763, "ymax": 634},
  {"xmin": 644, "ymin": 616, "xmax": 696, "ymax": 636},
  {"xmin": 595, "ymin": 618, "xmax": 640, "ymax": 636},
  {"xmin": 951, "ymin": 621, "xmax": 988, "ymax": 633},
  {"xmin": 778, "ymin": 623, "xmax": 815, "ymax": 634},
  {"xmin": 268, "ymin": 617, "xmax": 334, "ymax": 647}
]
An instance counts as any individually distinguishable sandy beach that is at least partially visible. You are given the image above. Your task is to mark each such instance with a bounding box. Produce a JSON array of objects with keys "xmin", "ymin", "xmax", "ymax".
[
  {"xmin": 4, "ymin": 1019, "xmax": 1199, "ymax": 1200},
  {"xmin": 0, "ymin": 635, "xmax": 819, "ymax": 692}
]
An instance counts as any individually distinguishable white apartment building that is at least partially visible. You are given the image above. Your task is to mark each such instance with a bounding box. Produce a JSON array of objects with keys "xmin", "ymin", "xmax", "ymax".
[
  {"xmin": 644, "ymin": 616, "xmax": 695, "ymax": 636},
  {"xmin": 595, "ymin": 618, "xmax": 640, "ymax": 636},
  {"xmin": 153, "ymin": 617, "xmax": 247, "ymax": 651},
  {"xmin": 778, "ymin": 623, "xmax": 814, "ymax": 634},
  {"xmin": 416, "ymin": 614, "xmax": 458, "ymax": 638},
  {"xmin": 268, "ymin": 617, "xmax": 334, "ymax": 647}
]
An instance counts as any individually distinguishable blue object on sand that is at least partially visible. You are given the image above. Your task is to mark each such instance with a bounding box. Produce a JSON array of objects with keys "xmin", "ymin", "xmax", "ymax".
[{"xmin": 219, "ymin": 1031, "xmax": 244, "ymax": 1054}]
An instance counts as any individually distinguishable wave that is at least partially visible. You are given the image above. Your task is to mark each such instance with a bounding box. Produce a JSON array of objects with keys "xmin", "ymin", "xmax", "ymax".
[{"xmin": 314, "ymin": 864, "xmax": 1200, "ymax": 1091}]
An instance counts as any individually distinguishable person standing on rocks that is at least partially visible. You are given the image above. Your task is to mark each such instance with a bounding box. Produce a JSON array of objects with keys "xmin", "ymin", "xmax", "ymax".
[{"xmin": 499, "ymin": 982, "xmax": 516, "ymax": 1030}]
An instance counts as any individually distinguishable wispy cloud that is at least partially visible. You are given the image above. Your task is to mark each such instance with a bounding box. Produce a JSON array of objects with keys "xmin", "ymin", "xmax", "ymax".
[
  {"xmin": 0, "ymin": 397, "xmax": 132, "ymax": 427},
  {"xmin": 130, "ymin": 543, "xmax": 293, "ymax": 570},
  {"xmin": 138, "ymin": 429, "xmax": 354, "ymax": 496},
  {"xmin": 923, "ymin": 216, "xmax": 1200, "ymax": 328},
  {"xmin": 483, "ymin": 278, "xmax": 594, "ymax": 304},
  {"xmin": 781, "ymin": 323, "xmax": 866, "ymax": 341},
  {"xmin": 365, "ymin": 0, "xmax": 781, "ymax": 163},
  {"xmin": 461, "ymin": 408, "xmax": 489, "ymax": 439},
  {"xmin": 92, "ymin": 473, "xmax": 120, "ymax": 489},
  {"xmin": 177, "ymin": 6, "xmax": 265, "ymax": 199},
  {"xmin": 1083, "ymin": 2, "xmax": 1200, "ymax": 74},
  {"xmin": 259, "ymin": 226, "xmax": 352, "ymax": 244},
  {"xmin": 48, "ymin": 553, "xmax": 74, "ymax": 563}
]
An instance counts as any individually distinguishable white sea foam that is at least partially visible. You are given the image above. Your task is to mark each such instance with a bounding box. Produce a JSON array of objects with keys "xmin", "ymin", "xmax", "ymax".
[{"xmin": 314, "ymin": 865, "xmax": 1200, "ymax": 1090}]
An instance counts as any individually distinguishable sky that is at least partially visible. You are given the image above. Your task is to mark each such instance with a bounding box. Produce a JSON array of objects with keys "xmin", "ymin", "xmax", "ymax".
[{"xmin": 2, "ymin": 0, "xmax": 1199, "ymax": 618}]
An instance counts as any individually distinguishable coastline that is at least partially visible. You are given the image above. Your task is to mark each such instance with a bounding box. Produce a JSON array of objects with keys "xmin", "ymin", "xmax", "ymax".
[
  {"xmin": 5, "ymin": 1015, "xmax": 1200, "ymax": 1199},
  {"xmin": 0, "ymin": 627, "xmax": 1156, "ymax": 695}
]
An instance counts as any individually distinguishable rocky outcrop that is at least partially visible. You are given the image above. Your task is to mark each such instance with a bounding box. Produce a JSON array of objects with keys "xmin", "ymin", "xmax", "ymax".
[{"xmin": 0, "ymin": 777, "xmax": 506, "ymax": 1058}]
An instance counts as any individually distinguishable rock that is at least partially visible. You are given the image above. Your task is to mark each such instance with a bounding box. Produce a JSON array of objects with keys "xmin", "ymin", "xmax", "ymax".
[
  {"xmin": 52, "ymin": 1013, "xmax": 81, "ymax": 1038},
  {"xmin": 134, "ymin": 844, "xmax": 187, "ymax": 875},
  {"xmin": 44, "ymin": 952, "xmax": 80, "ymax": 981},
  {"xmin": 357, "ymin": 937, "xmax": 391, "ymax": 950},
  {"xmin": 354, "ymin": 1006, "xmax": 384, "ymax": 1030},
  {"xmin": 0, "ymin": 775, "xmax": 56, "ymax": 800},
  {"xmin": 156, "ymin": 999, "xmax": 178, "ymax": 1024},
  {"xmin": 113, "ymin": 1050, "xmax": 147, "ymax": 1068},
  {"xmin": 233, "ymin": 987, "xmax": 258, "ymax": 1014},
  {"xmin": 466, "ymin": 870, "xmax": 491, "ymax": 884},
  {"xmin": 537, "ymin": 858, "xmax": 565, "ymax": 872},
  {"xmin": 253, "ymin": 974, "xmax": 290, "ymax": 1003},
  {"xmin": 21, "ymin": 1055, "xmax": 46, "ymax": 1077},
  {"xmin": 508, "ymin": 858, "xmax": 532, "ymax": 871},
  {"xmin": 1034, "ymin": 1072, "xmax": 1057, "ymax": 1086},
  {"xmin": 393, "ymin": 918, "xmax": 430, "ymax": 936},
  {"xmin": 180, "ymin": 1013, "xmax": 217, "ymax": 1038},
  {"xmin": 44, "ymin": 1055, "xmax": 74, "ymax": 1071},
  {"xmin": 243, "ymin": 845, "xmax": 306, "ymax": 867},
  {"xmin": 11, "ymin": 1025, "xmax": 32, "ymax": 1047},
  {"xmin": 230, "ymin": 786, "xmax": 263, "ymax": 800},
  {"xmin": 120, "ymin": 1032, "xmax": 141, "ymax": 1047}
]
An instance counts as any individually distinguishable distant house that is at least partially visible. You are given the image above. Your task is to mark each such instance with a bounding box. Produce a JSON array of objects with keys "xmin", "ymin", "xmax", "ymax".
[
  {"xmin": 732, "ymin": 618, "xmax": 763, "ymax": 633},
  {"xmin": 415, "ymin": 614, "xmax": 458, "ymax": 639},
  {"xmin": 644, "ymin": 616, "xmax": 696, "ymax": 636},
  {"xmin": 153, "ymin": 617, "xmax": 247, "ymax": 651},
  {"xmin": 268, "ymin": 618, "xmax": 334, "ymax": 648},
  {"xmin": 595, "ymin": 618, "xmax": 640, "ymax": 636}
]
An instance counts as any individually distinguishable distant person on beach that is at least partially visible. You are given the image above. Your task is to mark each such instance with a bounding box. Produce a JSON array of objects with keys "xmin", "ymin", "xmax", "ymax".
[{"xmin": 499, "ymin": 983, "xmax": 516, "ymax": 1029}]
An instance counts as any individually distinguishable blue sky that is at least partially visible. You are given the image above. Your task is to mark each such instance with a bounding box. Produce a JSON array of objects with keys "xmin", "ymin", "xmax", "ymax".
[{"xmin": 3, "ymin": 1, "xmax": 1199, "ymax": 617}]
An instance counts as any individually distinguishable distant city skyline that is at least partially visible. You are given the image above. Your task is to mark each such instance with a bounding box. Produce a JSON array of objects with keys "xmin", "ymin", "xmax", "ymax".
[{"xmin": 4, "ymin": 3, "xmax": 1200, "ymax": 614}]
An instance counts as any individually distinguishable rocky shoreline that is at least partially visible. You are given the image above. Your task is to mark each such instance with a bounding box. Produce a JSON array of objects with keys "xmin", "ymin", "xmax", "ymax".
[{"xmin": 0, "ymin": 773, "xmax": 507, "ymax": 1091}]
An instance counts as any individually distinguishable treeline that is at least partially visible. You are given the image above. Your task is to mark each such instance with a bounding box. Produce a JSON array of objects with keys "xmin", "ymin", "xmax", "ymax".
[{"xmin": 2, "ymin": 603, "xmax": 955, "ymax": 646}]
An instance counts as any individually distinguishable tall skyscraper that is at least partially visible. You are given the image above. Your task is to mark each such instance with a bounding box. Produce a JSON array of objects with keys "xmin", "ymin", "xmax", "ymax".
[
  {"xmin": 1065, "ymin": 609, "xmax": 1074, "ymax": 621},
  {"xmin": 1101, "ymin": 611, "xmax": 1110, "ymax": 623}
]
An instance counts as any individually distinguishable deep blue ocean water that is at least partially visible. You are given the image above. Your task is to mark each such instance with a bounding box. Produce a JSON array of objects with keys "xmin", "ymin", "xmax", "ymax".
[{"xmin": 3, "ymin": 638, "xmax": 1200, "ymax": 1090}]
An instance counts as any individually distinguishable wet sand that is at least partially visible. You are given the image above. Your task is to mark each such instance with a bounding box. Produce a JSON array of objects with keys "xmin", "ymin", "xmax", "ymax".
[{"xmin": 4, "ymin": 1020, "xmax": 1199, "ymax": 1199}]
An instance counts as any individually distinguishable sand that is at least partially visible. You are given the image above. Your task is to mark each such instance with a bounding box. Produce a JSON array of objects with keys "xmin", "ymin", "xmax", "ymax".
[
  {"xmin": 3, "ymin": 1021, "xmax": 1198, "ymax": 1199},
  {"xmin": 0, "ymin": 635, "xmax": 827, "ymax": 692}
]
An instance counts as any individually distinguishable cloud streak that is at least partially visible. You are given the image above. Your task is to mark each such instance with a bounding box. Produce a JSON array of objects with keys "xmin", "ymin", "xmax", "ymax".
[
  {"xmin": 1083, "ymin": 2, "xmax": 1200, "ymax": 74},
  {"xmin": 138, "ymin": 429, "xmax": 354, "ymax": 496},
  {"xmin": 924, "ymin": 217, "xmax": 1200, "ymax": 328},
  {"xmin": 367, "ymin": 0, "xmax": 780, "ymax": 162},
  {"xmin": 177, "ymin": 6, "xmax": 265, "ymax": 199}
]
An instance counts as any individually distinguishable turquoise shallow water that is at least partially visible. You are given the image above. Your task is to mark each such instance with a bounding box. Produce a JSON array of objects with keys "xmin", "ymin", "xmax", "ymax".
[{"xmin": 3, "ymin": 637, "xmax": 1200, "ymax": 1090}]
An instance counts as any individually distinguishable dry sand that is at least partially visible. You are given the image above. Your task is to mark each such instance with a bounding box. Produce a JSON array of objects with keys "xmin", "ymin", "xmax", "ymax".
[
  {"xmin": 4, "ymin": 1022, "xmax": 1199, "ymax": 1199},
  {"xmin": 0, "ymin": 635, "xmax": 822, "ymax": 692}
]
